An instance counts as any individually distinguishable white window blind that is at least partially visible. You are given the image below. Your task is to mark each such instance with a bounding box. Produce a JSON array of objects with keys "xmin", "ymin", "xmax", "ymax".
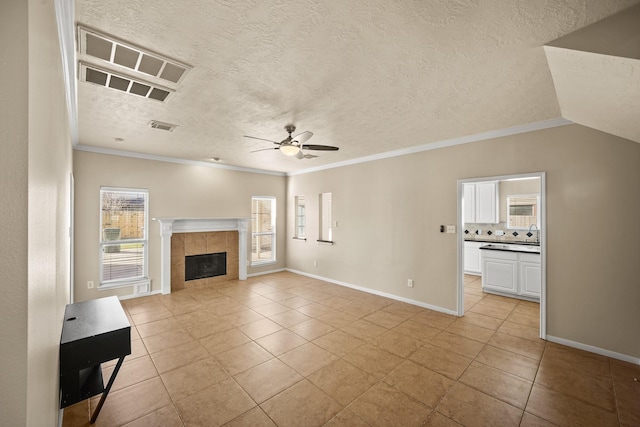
[{"xmin": 100, "ymin": 187, "xmax": 148, "ymax": 287}]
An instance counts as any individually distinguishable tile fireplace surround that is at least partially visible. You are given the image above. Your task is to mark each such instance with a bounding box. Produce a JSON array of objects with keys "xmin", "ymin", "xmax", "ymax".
[{"xmin": 155, "ymin": 218, "xmax": 249, "ymax": 294}]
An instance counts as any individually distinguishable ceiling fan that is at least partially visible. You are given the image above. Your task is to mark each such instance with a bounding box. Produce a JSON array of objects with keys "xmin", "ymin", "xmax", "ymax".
[{"xmin": 244, "ymin": 125, "xmax": 339, "ymax": 159}]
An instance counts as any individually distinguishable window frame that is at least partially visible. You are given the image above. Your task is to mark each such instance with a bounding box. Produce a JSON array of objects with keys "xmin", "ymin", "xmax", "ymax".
[
  {"xmin": 251, "ymin": 196, "xmax": 277, "ymax": 266},
  {"xmin": 294, "ymin": 196, "xmax": 306, "ymax": 240},
  {"xmin": 99, "ymin": 187, "xmax": 149, "ymax": 289},
  {"xmin": 506, "ymin": 193, "xmax": 540, "ymax": 230},
  {"xmin": 318, "ymin": 192, "xmax": 333, "ymax": 243}
]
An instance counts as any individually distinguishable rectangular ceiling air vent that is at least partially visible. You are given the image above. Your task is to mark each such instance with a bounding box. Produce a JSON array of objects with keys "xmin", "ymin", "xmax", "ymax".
[
  {"xmin": 149, "ymin": 120, "xmax": 178, "ymax": 132},
  {"xmin": 79, "ymin": 63, "xmax": 174, "ymax": 102},
  {"xmin": 78, "ymin": 26, "xmax": 191, "ymax": 86}
]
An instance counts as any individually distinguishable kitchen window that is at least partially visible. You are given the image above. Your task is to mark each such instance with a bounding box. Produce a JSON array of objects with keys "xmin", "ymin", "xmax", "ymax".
[
  {"xmin": 507, "ymin": 194, "xmax": 540, "ymax": 229},
  {"xmin": 251, "ymin": 196, "xmax": 276, "ymax": 265},
  {"xmin": 99, "ymin": 187, "xmax": 149, "ymax": 288}
]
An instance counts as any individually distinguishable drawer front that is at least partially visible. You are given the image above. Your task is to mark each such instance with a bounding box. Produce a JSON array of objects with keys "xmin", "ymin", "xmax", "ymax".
[
  {"xmin": 481, "ymin": 249, "xmax": 518, "ymax": 261},
  {"xmin": 520, "ymin": 253, "xmax": 541, "ymax": 263}
]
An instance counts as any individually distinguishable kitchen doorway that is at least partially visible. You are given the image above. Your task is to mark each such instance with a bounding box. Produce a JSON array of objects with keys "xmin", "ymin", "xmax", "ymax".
[{"xmin": 456, "ymin": 172, "xmax": 546, "ymax": 339}]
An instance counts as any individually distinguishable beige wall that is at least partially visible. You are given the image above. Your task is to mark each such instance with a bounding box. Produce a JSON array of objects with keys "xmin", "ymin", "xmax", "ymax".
[
  {"xmin": 286, "ymin": 124, "xmax": 640, "ymax": 359},
  {"xmin": 73, "ymin": 151, "xmax": 287, "ymax": 302},
  {"xmin": 0, "ymin": 0, "xmax": 73, "ymax": 424},
  {"xmin": 0, "ymin": 1, "xmax": 29, "ymax": 422}
]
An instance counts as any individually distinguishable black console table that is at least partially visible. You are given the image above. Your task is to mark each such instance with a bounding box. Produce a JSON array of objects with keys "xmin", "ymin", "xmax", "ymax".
[{"xmin": 60, "ymin": 296, "xmax": 131, "ymax": 424}]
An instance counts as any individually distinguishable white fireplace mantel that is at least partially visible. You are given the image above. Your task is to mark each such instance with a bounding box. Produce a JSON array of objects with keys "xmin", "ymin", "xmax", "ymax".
[{"xmin": 154, "ymin": 217, "xmax": 250, "ymax": 294}]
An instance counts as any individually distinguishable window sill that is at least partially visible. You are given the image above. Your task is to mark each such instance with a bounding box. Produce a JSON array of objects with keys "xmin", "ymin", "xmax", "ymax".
[
  {"xmin": 292, "ymin": 237, "xmax": 307, "ymax": 241},
  {"xmin": 99, "ymin": 277, "xmax": 149, "ymax": 290},
  {"xmin": 250, "ymin": 260, "xmax": 277, "ymax": 267},
  {"xmin": 317, "ymin": 240, "xmax": 334, "ymax": 245}
]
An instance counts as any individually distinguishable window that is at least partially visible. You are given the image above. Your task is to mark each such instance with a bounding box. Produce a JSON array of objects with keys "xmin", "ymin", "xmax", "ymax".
[
  {"xmin": 251, "ymin": 196, "xmax": 276, "ymax": 265},
  {"xmin": 100, "ymin": 187, "xmax": 148, "ymax": 287},
  {"xmin": 294, "ymin": 196, "xmax": 306, "ymax": 239},
  {"xmin": 507, "ymin": 194, "xmax": 540, "ymax": 229},
  {"xmin": 318, "ymin": 192, "xmax": 333, "ymax": 243}
]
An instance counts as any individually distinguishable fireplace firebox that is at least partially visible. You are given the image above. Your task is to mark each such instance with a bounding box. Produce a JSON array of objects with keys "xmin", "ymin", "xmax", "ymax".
[{"xmin": 185, "ymin": 252, "xmax": 227, "ymax": 281}]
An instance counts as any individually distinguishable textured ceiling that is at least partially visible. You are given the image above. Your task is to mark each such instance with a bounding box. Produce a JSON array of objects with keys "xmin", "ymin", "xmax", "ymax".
[{"xmin": 74, "ymin": 0, "xmax": 640, "ymax": 173}]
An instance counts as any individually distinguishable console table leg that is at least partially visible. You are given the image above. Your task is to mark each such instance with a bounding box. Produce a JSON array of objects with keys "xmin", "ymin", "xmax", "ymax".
[{"xmin": 90, "ymin": 356, "xmax": 125, "ymax": 424}]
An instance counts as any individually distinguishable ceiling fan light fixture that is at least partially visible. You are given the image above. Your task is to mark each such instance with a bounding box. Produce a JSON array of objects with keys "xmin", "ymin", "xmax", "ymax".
[{"xmin": 280, "ymin": 144, "xmax": 300, "ymax": 156}]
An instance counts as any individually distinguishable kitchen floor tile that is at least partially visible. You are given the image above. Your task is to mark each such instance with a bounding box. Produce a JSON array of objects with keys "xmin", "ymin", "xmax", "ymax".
[
  {"xmin": 383, "ymin": 360, "xmax": 455, "ymax": 408},
  {"xmin": 149, "ymin": 339, "xmax": 210, "ymax": 374},
  {"xmin": 342, "ymin": 343, "xmax": 404, "ymax": 379},
  {"xmin": 223, "ymin": 406, "xmax": 277, "ymax": 427},
  {"xmin": 64, "ymin": 272, "xmax": 632, "ymax": 427},
  {"xmin": 160, "ymin": 356, "xmax": 229, "ymax": 402},
  {"xmin": 349, "ymin": 382, "xmax": 431, "ymax": 427},
  {"xmin": 323, "ymin": 408, "xmax": 370, "ymax": 427},
  {"xmin": 409, "ymin": 344, "xmax": 472, "ymax": 380},
  {"xmin": 525, "ymin": 384, "xmax": 618, "ymax": 427},
  {"xmin": 234, "ymin": 358, "xmax": 303, "ymax": 403},
  {"xmin": 215, "ymin": 341, "xmax": 273, "ymax": 375},
  {"xmin": 488, "ymin": 332, "xmax": 545, "ymax": 360},
  {"xmin": 429, "ymin": 330, "xmax": 485, "ymax": 359},
  {"xmin": 278, "ymin": 342, "xmax": 337, "ymax": 376},
  {"xmin": 174, "ymin": 377, "xmax": 256, "ymax": 426},
  {"xmin": 238, "ymin": 318, "xmax": 283, "ymax": 340},
  {"xmin": 459, "ymin": 361, "xmax": 533, "ymax": 409},
  {"xmin": 474, "ymin": 344, "xmax": 540, "ymax": 381},
  {"xmin": 255, "ymin": 329, "xmax": 307, "ymax": 356},
  {"xmin": 260, "ymin": 380, "xmax": 342, "ymax": 427},
  {"xmin": 307, "ymin": 359, "xmax": 378, "ymax": 405},
  {"xmin": 437, "ymin": 383, "xmax": 523, "ymax": 427}
]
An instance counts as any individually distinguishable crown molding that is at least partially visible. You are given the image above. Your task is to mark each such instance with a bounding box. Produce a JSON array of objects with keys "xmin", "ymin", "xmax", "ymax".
[
  {"xmin": 287, "ymin": 118, "xmax": 573, "ymax": 176},
  {"xmin": 73, "ymin": 144, "xmax": 286, "ymax": 176}
]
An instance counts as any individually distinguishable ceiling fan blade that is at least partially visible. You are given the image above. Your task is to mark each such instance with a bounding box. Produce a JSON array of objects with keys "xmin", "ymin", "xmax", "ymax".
[
  {"xmin": 301, "ymin": 144, "xmax": 339, "ymax": 151},
  {"xmin": 243, "ymin": 135, "xmax": 281, "ymax": 144},
  {"xmin": 250, "ymin": 147, "xmax": 280, "ymax": 153},
  {"xmin": 292, "ymin": 131, "xmax": 313, "ymax": 144}
]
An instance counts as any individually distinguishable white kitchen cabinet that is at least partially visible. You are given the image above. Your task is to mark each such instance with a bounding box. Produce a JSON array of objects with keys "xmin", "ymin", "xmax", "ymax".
[
  {"xmin": 482, "ymin": 250, "xmax": 518, "ymax": 294},
  {"xmin": 482, "ymin": 249, "xmax": 540, "ymax": 301},
  {"xmin": 520, "ymin": 253, "xmax": 542, "ymax": 298},
  {"xmin": 463, "ymin": 183, "xmax": 476, "ymax": 223},
  {"xmin": 463, "ymin": 241, "xmax": 482, "ymax": 275},
  {"xmin": 463, "ymin": 181, "xmax": 499, "ymax": 224},
  {"xmin": 475, "ymin": 181, "xmax": 499, "ymax": 223}
]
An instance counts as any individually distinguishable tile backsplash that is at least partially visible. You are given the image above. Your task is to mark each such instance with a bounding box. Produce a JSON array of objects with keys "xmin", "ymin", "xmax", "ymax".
[{"xmin": 464, "ymin": 222, "xmax": 540, "ymax": 244}]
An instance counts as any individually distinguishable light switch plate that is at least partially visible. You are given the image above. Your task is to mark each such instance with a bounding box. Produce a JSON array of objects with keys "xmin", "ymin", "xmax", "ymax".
[{"xmin": 446, "ymin": 225, "xmax": 456, "ymax": 234}]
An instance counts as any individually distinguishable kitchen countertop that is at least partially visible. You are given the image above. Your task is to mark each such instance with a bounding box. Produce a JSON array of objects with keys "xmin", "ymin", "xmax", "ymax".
[
  {"xmin": 465, "ymin": 238, "xmax": 540, "ymax": 246},
  {"xmin": 479, "ymin": 243, "xmax": 541, "ymax": 254}
]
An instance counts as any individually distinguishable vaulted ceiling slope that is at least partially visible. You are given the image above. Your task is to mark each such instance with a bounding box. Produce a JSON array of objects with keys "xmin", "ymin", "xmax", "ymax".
[
  {"xmin": 74, "ymin": 0, "xmax": 640, "ymax": 173},
  {"xmin": 545, "ymin": 3, "xmax": 640, "ymax": 143}
]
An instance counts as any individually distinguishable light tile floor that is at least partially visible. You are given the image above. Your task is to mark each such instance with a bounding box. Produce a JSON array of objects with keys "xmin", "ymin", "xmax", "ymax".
[{"xmin": 63, "ymin": 272, "xmax": 640, "ymax": 426}]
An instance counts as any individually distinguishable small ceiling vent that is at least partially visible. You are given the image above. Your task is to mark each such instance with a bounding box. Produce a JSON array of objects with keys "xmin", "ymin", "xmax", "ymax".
[
  {"xmin": 79, "ymin": 63, "xmax": 174, "ymax": 102},
  {"xmin": 149, "ymin": 120, "xmax": 178, "ymax": 132},
  {"xmin": 78, "ymin": 26, "xmax": 191, "ymax": 86}
]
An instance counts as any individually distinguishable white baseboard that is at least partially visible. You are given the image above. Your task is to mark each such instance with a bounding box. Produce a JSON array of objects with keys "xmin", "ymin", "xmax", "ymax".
[
  {"xmin": 546, "ymin": 335, "xmax": 640, "ymax": 365},
  {"xmin": 285, "ymin": 268, "xmax": 458, "ymax": 316}
]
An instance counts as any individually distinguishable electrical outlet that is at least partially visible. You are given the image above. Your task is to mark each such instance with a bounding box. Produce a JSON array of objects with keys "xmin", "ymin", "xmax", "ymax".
[
  {"xmin": 87, "ymin": 281, "xmax": 94, "ymax": 289},
  {"xmin": 496, "ymin": 230, "xmax": 505, "ymax": 236},
  {"xmin": 446, "ymin": 225, "xmax": 456, "ymax": 234},
  {"xmin": 313, "ymin": 260, "xmax": 318, "ymax": 267},
  {"xmin": 407, "ymin": 279, "xmax": 414, "ymax": 288}
]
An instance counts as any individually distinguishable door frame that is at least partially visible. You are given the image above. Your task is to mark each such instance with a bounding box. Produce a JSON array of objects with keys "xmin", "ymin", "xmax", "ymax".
[{"xmin": 456, "ymin": 171, "xmax": 546, "ymax": 339}]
